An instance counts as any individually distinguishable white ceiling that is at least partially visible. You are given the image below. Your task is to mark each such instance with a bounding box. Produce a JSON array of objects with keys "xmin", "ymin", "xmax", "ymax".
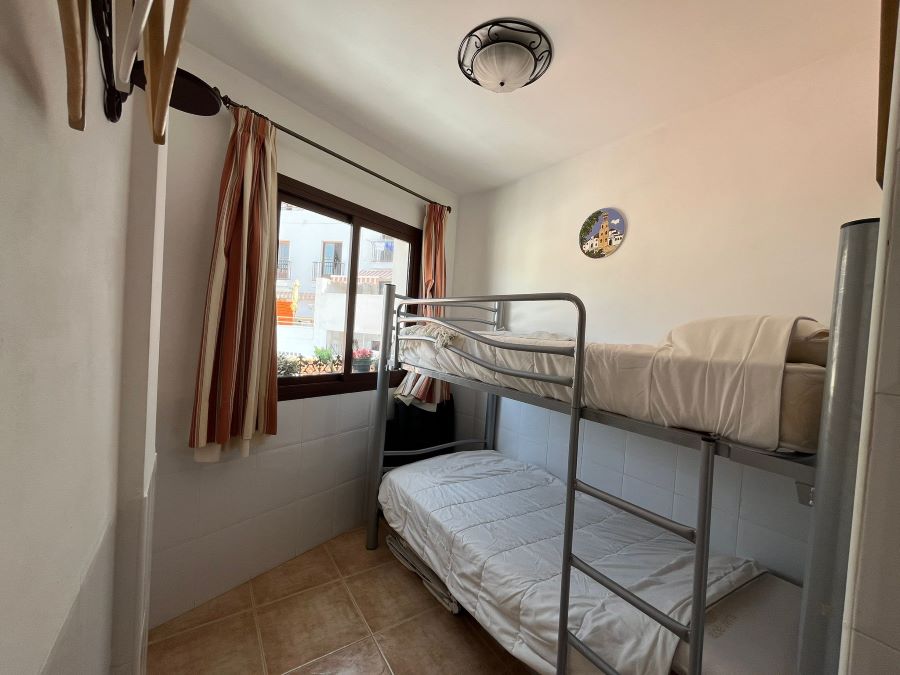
[{"xmin": 186, "ymin": 0, "xmax": 877, "ymax": 195}]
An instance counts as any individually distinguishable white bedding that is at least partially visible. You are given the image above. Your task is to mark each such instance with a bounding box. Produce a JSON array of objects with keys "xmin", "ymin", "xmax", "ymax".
[
  {"xmin": 399, "ymin": 315, "xmax": 826, "ymax": 452},
  {"xmin": 379, "ymin": 451, "xmax": 762, "ymax": 675}
]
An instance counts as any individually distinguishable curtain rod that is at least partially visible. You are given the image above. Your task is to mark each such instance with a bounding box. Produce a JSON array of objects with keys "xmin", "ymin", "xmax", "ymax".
[{"xmin": 220, "ymin": 94, "xmax": 451, "ymax": 213}]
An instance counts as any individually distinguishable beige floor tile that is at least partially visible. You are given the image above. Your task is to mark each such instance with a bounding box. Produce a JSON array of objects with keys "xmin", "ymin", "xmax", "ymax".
[
  {"xmin": 257, "ymin": 581, "xmax": 369, "ymax": 674},
  {"xmin": 149, "ymin": 582, "xmax": 252, "ymax": 643},
  {"xmin": 375, "ymin": 607, "xmax": 505, "ymax": 675},
  {"xmin": 251, "ymin": 545, "xmax": 339, "ymax": 605},
  {"xmin": 325, "ymin": 526, "xmax": 393, "ymax": 577},
  {"xmin": 147, "ymin": 611, "xmax": 263, "ymax": 675},
  {"xmin": 345, "ymin": 560, "xmax": 439, "ymax": 632},
  {"xmin": 291, "ymin": 637, "xmax": 390, "ymax": 674}
]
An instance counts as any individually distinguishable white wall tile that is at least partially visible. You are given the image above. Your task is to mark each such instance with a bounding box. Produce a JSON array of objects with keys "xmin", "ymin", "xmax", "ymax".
[
  {"xmin": 581, "ymin": 421, "xmax": 627, "ymax": 473},
  {"xmin": 622, "ymin": 476, "xmax": 674, "ymax": 518},
  {"xmin": 339, "ymin": 391, "xmax": 371, "ymax": 432},
  {"xmin": 739, "ymin": 466, "xmax": 811, "ymax": 542},
  {"xmin": 518, "ymin": 434, "xmax": 549, "ymax": 468},
  {"xmin": 195, "ymin": 456, "xmax": 262, "ymax": 536},
  {"xmin": 495, "ymin": 425, "xmax": 519, "ymax": 459},
  {"xmin": 251, "ymin": 399, "xmax": 304, "ymax": 452},
  {"xmin": 624, "ymin": 435, "xmax": 678, "ymax": 490},
  {"xmin": 300, "ymin": 394, "xmax": 341, "ymax": 441},
  {"xmin": 191, "ymin": 516, "xmax": 265, "ymax": 607},
  {"xmin": 297, "ymin": 490, "xmax": 335, "ymax": 553},
  {"xmin": 250, "ymin": 503, "xmax": 300, "ymax": 576},
  {"xmin": 672, "ymin": 494, "xmax": 739, "ymax": 556},
  {"xmin": 848, "ymin": 630, "xmax": 900, "ymax": 673},
  {"xmin": 255, "ymin": 443, "xmax": 303, "ymax": 513},
  {"xmin": 149, "ymin": 539, "xmax": 200, "ymax": 627},
  {"xmin": 674, "ymin": 449, "xmax": 742, "ymax": 514},
  {"xmin": 498, "ymin": 398, "xmax": 522, "ymax": 432},
  {"xmin": 519, "ymin": 403, "xmax": 550, "ymax": 441},
  {"xmin": 333, "ymin": 429, "xmax": 368, "ymax": 486},
  {"xmin": 851, "ymin": 393, "xmax": 900, "ymax": 649},
  {"xmin": 333, "ymin": 478, "xmax": 366, "ymax": 535},
  {"xmin": 736, "ymin": 519, "xmax": 807, "ymax": 584},
  {"xmin": 297, "ymin": 437, "xmax": 336, "ymax": 500},
  {"xmin": 579, "ymin": 464, "xmax": 624, "ymax": 497},
  {"xmin": 152, "ymin": 467, "xmax": 200, "ymax": 551},
  {"xmin": 547, "ymin": 411, "xmax": 577, "ymax": 480},
  {"xmin": 155, "ymin": 445, "xmax": 199, "ymax": 477}
]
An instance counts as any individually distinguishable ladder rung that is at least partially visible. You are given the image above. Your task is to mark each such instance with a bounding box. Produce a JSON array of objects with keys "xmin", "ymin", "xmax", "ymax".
[
  {"xmin": 575, "ymin": 479, "xmax": 696, "ymax": 542},
  {"xmin": 567, "ymin": 631, "xmax": 620, "ymax": 675},
  {"xmin": 570, "ymin": 554, "xmax": 690, "ymax": 641}
]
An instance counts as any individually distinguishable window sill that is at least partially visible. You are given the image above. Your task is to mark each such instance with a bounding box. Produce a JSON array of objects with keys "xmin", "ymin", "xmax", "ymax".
[{"xmin": 277, "ymin": 369, "xmax": 406, "ymax": 401}]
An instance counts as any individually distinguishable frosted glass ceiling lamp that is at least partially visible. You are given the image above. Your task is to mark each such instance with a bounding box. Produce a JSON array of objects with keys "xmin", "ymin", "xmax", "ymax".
[{"xmin": 458, "ymin": 19, "xmax": 552, "ymax": 93}]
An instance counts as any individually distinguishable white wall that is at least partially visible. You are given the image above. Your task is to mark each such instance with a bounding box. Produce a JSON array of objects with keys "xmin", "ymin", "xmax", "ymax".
[
  {"xmin": 454, "ymin": 44, "xmax": 882, "ymax": 343},
  {"xmin": 451, "ymin": 43, "xmax": 882, "ymax": 585},
  {"xmin": 0, "ymin": 2, "xmax": 134, "ymax": 671},
  {"xmin": 842, "ymin": 33, "xmax": 900, "ymax": 669},
  {"xmin": 150, "ymin": 43, "xmax": 457, "ymax": 626}
]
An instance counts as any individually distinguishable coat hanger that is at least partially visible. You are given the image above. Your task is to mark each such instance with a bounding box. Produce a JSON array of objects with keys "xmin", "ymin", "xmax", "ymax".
[
  {"xmin": 55, "ymin": 0, "xmax": 194, "ymax": 143},
  {"xmin": 56, "ymin": 0, "xmax": 88, "ymax": 130},
  {"xmin": 113, "ymin": 0, "xmax": 154, "ymax": 93}
]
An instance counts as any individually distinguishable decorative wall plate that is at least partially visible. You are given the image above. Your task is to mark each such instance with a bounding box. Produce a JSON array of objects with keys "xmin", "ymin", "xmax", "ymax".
[{"xmin": 579, "ymin": 208, "xmax": 626, "ymax": 259}]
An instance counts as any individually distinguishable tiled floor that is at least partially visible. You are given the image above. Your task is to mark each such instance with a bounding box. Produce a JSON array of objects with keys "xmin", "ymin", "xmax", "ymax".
[{"xmin": 148, "ymin": 526, "xmax": 533, "ymax": 674}]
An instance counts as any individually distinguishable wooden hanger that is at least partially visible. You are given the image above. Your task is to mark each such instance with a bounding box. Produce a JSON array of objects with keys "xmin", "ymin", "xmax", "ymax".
[
  {"xmin": 150, "ymin": 0, "xmax": 191, "ymax": 145},
  {"xmin": 113, "ymin": 0, "xmax": 154, "ymax": 93},
  {"xmin": 56, "ymin": 0, "xmax": 89, "ymax": 130}
]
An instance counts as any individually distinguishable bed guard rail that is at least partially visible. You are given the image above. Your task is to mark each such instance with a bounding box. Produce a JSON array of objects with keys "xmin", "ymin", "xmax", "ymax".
[{"xmin": 365, "ymin": 287, "xmax": 587, "ymax": 557}]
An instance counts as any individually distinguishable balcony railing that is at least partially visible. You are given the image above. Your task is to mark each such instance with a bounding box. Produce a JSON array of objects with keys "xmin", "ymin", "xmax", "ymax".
[
  {"xmin": 370, "ymin": 242, "xmax": 394, "ymax": 263},
  {"xmin": 276, "ymin": 258, "xmax": 291, "ymax": 279},
  {"xmin": 312, "ymin": 260, "xmax": 345, "ymax": 278}
]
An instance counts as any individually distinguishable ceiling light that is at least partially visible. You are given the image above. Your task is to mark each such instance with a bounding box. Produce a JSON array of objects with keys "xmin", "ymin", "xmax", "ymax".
[{"xmin": 458, "ymin": 19, "xmax": 552, "ymax": 93}]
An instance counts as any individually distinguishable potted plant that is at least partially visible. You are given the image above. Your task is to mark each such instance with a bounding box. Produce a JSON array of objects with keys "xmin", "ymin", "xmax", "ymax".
[{"xmin": 351, "ymin": 347, "xmax": 374, "ymax": 373}]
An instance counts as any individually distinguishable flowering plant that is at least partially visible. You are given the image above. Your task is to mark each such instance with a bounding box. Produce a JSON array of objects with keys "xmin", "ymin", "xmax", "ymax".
[{"xmin": 352, "ymin": 347, "xmax": 373, "ymax": 360}]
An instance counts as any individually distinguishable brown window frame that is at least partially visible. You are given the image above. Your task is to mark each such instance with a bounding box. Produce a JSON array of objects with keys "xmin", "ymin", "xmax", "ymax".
[{"xmin": 276, "ymin": 174, "xmax": 421, "ymax": 401}]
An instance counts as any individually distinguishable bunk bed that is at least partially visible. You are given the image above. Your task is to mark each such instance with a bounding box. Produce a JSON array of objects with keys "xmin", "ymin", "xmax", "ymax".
[{"xmin": 362, "ymin": 287, "xmax": 840, "ymax": 675}]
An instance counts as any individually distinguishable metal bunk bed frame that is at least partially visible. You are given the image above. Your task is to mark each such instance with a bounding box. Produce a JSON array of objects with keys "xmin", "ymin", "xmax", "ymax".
[{"xmin": 363, "ymin": 285, "xmax": 818, "ymax": 675}]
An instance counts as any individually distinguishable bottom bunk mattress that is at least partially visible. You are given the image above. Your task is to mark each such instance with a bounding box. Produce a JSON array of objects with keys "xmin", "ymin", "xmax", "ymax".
[{"xmin": 379, "ymin": 450, "xmax": 764, "ymax": 675}]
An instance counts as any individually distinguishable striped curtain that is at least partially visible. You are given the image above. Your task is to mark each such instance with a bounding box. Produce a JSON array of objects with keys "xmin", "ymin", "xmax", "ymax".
[
  {"xmin": 396, "ymin": 203, "xmax": 451, "ymax": 407},
  {"xmin": 422, "ymin": 203, "xmax": 448, "ymax": 318},
  {"xmin": 189, "ymin": 107, "xmax": 278, "ymax": 461}
]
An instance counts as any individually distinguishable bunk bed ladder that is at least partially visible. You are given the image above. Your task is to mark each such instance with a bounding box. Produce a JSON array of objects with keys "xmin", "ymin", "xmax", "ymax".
[{"xmin": 557, "ymin": 426, "xmax": 717, "ymax": 675}]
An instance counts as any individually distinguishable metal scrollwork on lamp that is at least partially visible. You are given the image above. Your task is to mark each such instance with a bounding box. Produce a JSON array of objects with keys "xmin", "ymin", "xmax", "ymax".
[{"xmin": 458, "ymin": 18, "xmax": 553, "ymax": 93}]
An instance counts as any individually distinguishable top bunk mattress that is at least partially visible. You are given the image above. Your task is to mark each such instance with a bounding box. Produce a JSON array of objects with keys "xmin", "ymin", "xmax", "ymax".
[
  {"xmin": 398, "ymin": 320, "xmax": 826, "ymax": 453},
  {"xmin": 379, "ymin": 450, "xmax": 764, "ymax": 675}
]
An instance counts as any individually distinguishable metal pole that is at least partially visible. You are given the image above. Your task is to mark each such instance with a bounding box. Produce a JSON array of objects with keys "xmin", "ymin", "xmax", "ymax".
[
  {"xmin": 799, "ymin": 218, "xmax": 880, "ymax": 674},
  {"xmin": 484, "ymin": 394, "xmax": 499, "ymax": 448},
  {"xmin": 688, "ymin": 437, "xmax": 716, "ymax": 675},
  {"xmin": 221, "ymin": 96, "xmax": 452, "ymax": 213},
  {"xmin": 556, "ymin": 297, "xmax": 587, "ymax": 675},
  {"xmin": 365, "ymin": 284, "xmax": 396, "ymax": 550}
]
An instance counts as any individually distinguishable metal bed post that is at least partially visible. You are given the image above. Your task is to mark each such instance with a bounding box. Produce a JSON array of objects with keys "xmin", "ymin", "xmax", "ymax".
[
  {"xmin": 365, "ymin": 283, "xmax": 396, "ymax": 550},
  {"xmin": 555, "ymin": 297, "xmax": 587, "ymax": 675},
  {"xmin": 688, "ymin": 436, "xmax": 717, "ymax": 675},
  {"xmin": 484, "ymin": 394, "xmax": 499, "ymax": 448},
  {"xmin": 483, "ymin": 299, "xmax": 504, "ymax": 449}
]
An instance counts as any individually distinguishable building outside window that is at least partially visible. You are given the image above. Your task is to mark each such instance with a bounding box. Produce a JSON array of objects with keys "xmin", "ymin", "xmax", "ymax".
[{"xmin": 275, "ymin": 176, "xmax": 420, "ymax": 400}]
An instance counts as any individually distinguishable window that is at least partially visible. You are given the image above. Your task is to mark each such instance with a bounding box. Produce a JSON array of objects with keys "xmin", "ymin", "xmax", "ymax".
[
  {"xmin": 277, "ymin": 240, "xmax": 291, "ymax": 280},
  {"xmin": 276, "ymin": 175, "xmax": 421, "ymax": 400}
]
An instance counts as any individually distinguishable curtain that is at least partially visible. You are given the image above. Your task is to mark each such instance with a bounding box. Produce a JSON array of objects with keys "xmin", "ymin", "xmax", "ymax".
[
  {"xmin": 396, "ymin": 203, "xmax": 451, "ymax": 407},
  {"xmin": 189, "ymin": 107, "xmax": 278, "ymax": 461},
  {"xmin": 422, "ymin": 203, "xmax": 448, "ymax": 317}
]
